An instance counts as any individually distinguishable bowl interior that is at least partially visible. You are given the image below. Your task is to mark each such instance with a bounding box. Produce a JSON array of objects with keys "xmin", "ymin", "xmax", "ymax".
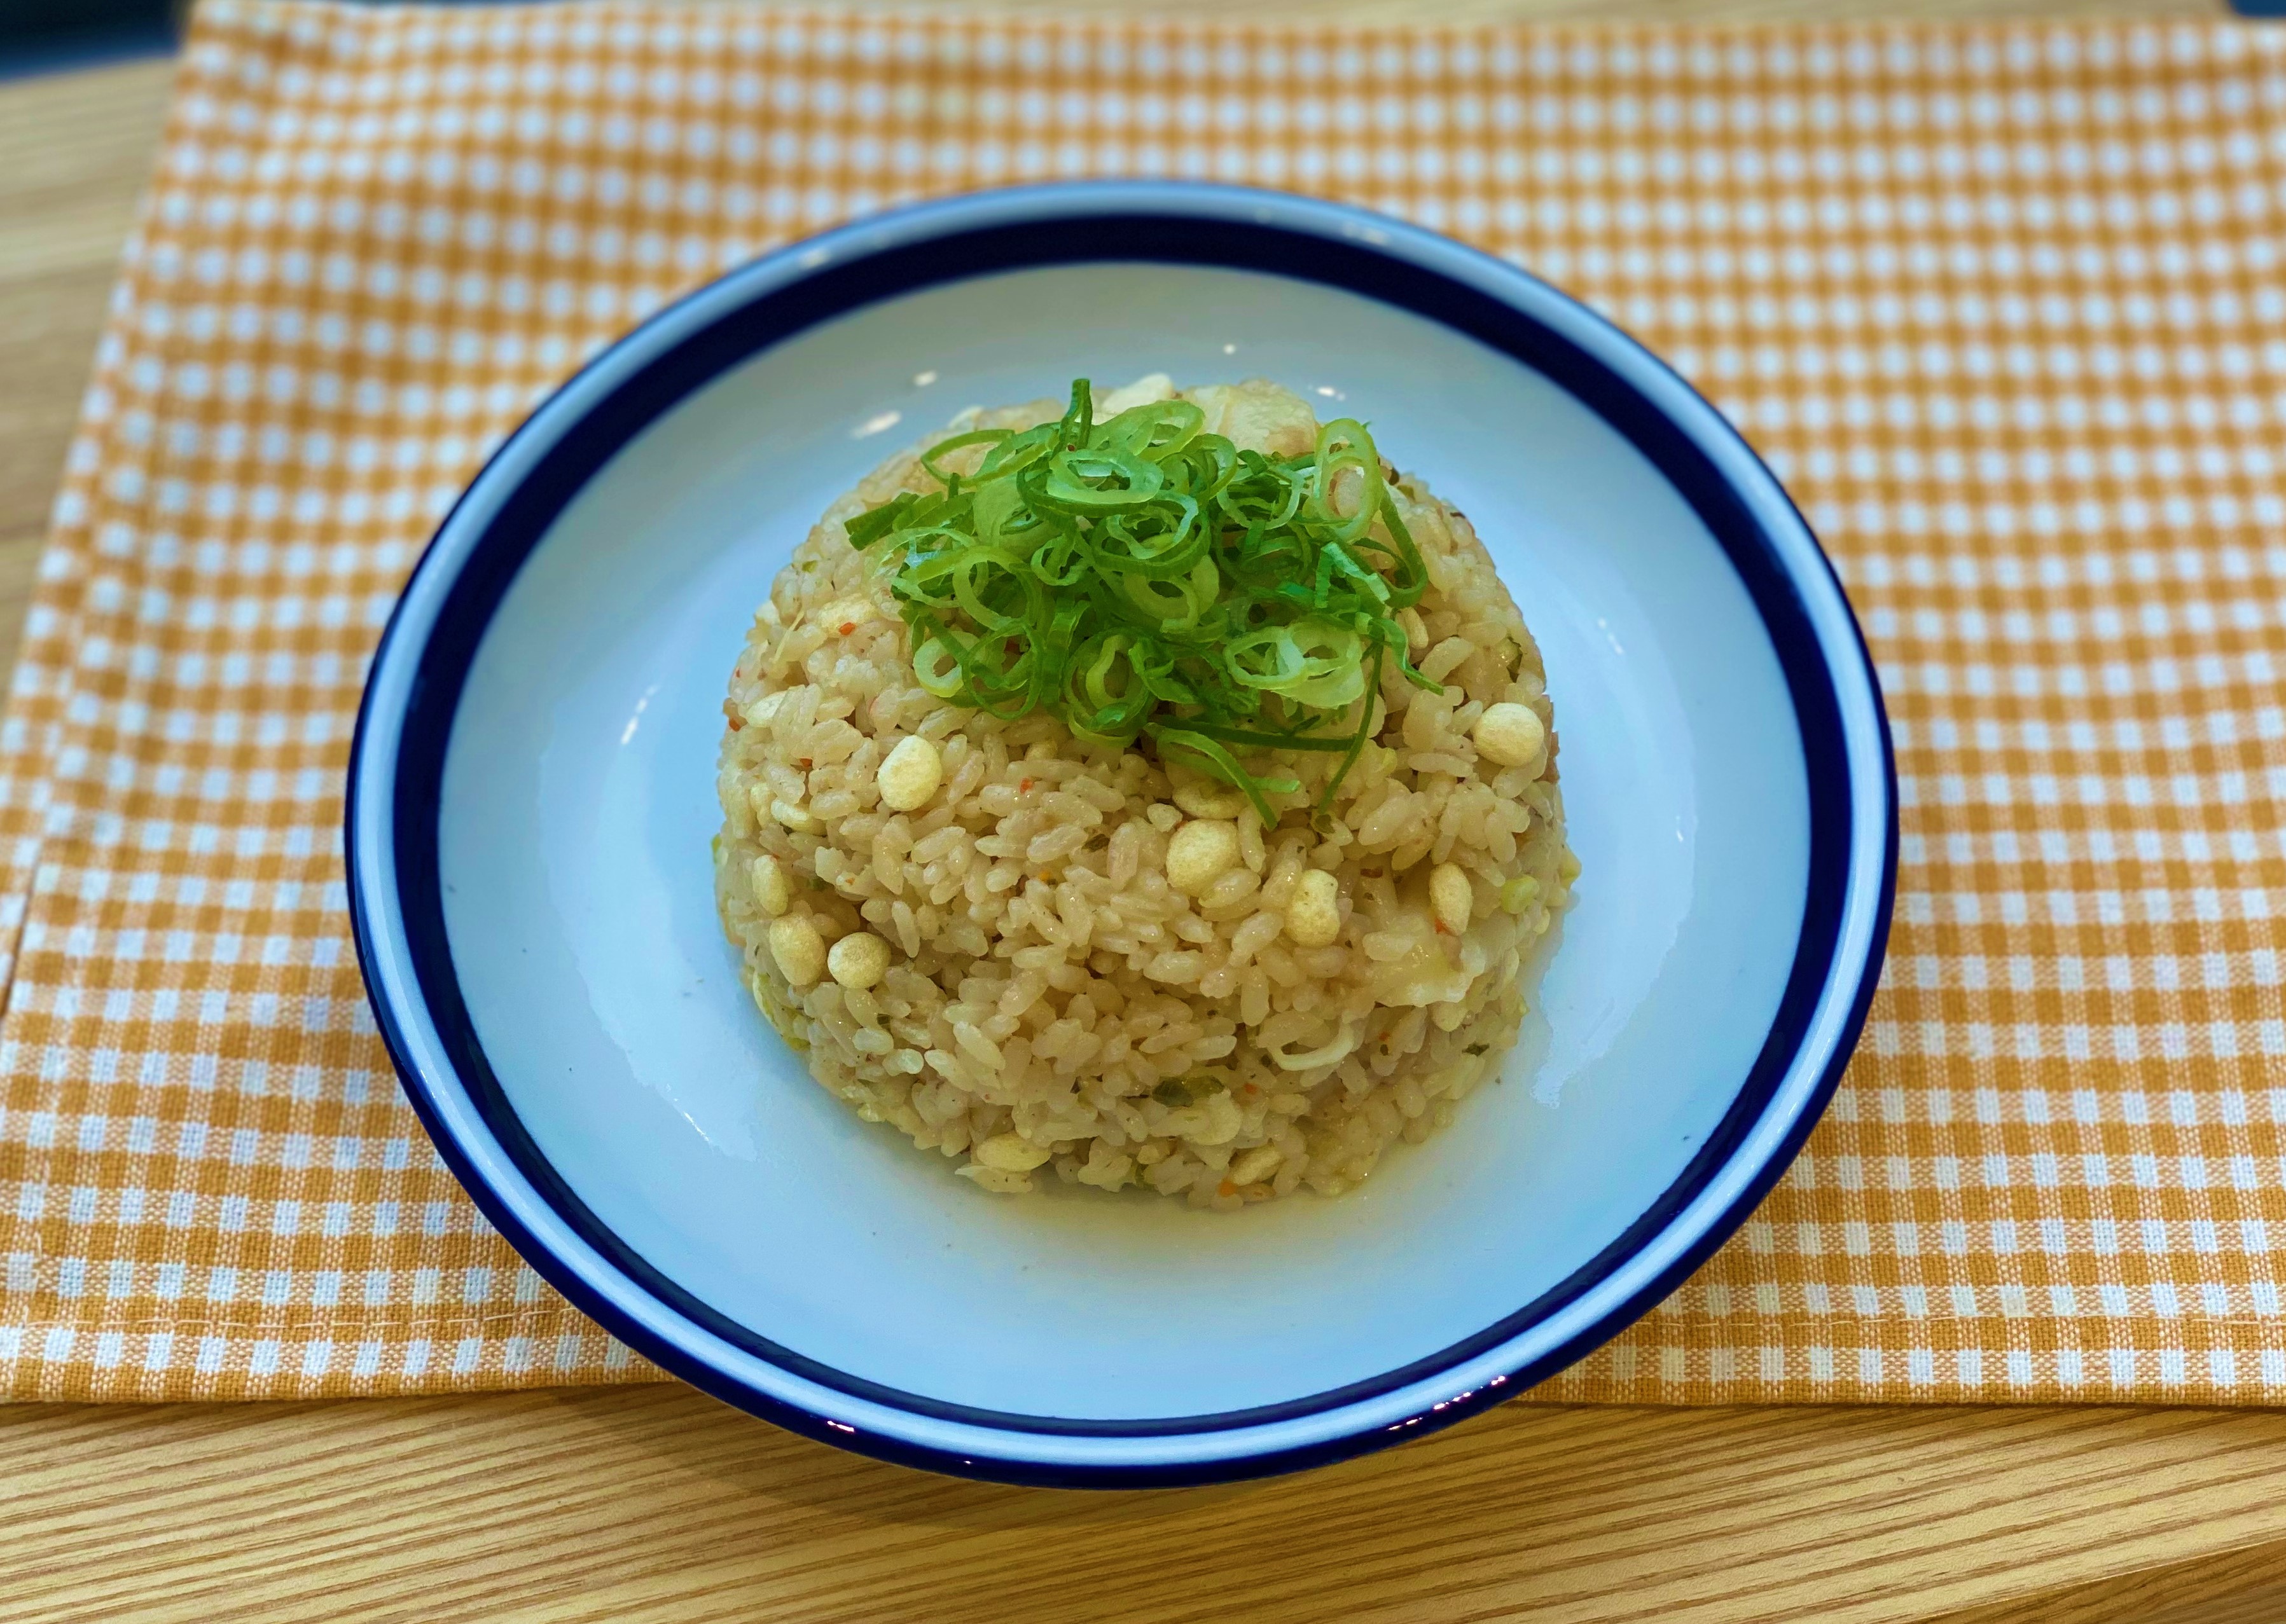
[{"xmin": 436, "ymin": 261, "xmax": 1809, "ymax": 1423}]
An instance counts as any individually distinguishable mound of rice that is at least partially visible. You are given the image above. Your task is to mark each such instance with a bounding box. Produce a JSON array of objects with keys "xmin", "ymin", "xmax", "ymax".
[{"xmin": 714, "ymin": 378, "xmax": 1574, "ymax": 1207}]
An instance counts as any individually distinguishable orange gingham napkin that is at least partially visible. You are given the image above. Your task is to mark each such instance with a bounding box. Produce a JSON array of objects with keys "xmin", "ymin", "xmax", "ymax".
[{"xmin": 6, "ymin": 0, "xmax": 2286, "ymax": 1403}]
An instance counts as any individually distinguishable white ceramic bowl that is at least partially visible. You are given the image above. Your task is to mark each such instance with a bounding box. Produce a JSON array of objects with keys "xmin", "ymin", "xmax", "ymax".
[{"xmin": 348, "ymin": 182, "xmax": 1895, "ymax": 1486}]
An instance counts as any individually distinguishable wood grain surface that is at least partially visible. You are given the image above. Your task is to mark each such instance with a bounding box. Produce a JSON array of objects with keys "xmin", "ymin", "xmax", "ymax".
[
  {"xmin": 7, "ymin": 16, "xmax": 2286, "ymax": 1623},
  {"xmin": 15, "ymin": 1383, "xmax": 2286, "ymax": 1623}
]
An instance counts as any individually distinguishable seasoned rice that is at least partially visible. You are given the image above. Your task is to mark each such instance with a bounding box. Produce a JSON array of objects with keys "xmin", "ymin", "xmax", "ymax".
[{"xmin": 714, "ymin": 379, "xmax": 1575, "ymax": 1207}]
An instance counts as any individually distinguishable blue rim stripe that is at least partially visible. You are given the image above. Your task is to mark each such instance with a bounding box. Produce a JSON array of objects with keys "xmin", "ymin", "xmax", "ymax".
[{"xmin": 347, "ymin": 182, "xmax": 1895, "ymax": 1487}]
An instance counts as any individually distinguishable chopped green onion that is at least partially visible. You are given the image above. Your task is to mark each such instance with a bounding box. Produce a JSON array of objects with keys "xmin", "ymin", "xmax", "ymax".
[
  {"xmin": 845, "ymin": 380, "xmax": 1443, "ymax": 820},
  {"xmin": 1151, "ymin": 1073, "xmax": 1230, "ymax": 1107}
]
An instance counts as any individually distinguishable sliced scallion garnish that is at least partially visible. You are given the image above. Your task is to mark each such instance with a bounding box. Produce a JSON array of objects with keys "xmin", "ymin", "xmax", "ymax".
[{"xmin": 845, "ymin": 381, "xmax": 1443, "ymax": 825}]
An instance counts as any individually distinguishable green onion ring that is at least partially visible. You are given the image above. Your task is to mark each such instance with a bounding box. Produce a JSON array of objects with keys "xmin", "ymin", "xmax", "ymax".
[{"xmin": 845, "ymin": 379, "xmax": 1444, "ymax": 818}]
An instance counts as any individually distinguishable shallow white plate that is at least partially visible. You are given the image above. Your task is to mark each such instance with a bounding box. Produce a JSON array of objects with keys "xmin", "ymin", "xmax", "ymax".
[{"xmin": 348, "ymin": 182, "xmax": 1894, "ymax": 1486}]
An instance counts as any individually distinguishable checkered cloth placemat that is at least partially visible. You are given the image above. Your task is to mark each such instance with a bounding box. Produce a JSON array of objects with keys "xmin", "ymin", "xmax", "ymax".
[{"xmin": 6, "ymin": 0, "xmax": 2286, "ymax": 1403}]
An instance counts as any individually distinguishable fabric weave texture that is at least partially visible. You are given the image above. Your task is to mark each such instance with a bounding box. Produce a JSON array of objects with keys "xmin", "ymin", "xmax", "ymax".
[{"xmin": 5, "ymin": 0, "xmax": 2286, "ymax": 1404}]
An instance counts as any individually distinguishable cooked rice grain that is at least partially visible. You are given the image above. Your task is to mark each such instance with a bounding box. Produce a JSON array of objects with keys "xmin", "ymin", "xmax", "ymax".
[{"xmin": 714, "ymin": 380, "xmax": 1575, "ymax": 1208}]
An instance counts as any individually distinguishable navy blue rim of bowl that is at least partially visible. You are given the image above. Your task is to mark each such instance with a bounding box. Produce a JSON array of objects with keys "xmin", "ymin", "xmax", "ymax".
[{"xmin": 348, "ymin": 181, "xmax": 1897, "ymax": 1488}]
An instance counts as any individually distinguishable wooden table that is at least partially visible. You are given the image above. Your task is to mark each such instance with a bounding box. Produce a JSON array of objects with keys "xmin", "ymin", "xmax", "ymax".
[{"xmin": 12, "ymin": 12, "xmax": 2286, "ymax": 1621}]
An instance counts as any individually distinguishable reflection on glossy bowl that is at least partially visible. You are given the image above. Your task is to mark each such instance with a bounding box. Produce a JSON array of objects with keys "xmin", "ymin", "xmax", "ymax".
[{"xmin": 347, "ymin": 181, "xmax": 1895, "ymax": 1487}]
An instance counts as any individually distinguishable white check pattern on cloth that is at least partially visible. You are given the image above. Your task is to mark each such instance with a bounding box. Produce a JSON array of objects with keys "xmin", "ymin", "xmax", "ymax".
[{"xmin": 2, "ymin": 1, "xmax": 2286, "ymax": 1403}]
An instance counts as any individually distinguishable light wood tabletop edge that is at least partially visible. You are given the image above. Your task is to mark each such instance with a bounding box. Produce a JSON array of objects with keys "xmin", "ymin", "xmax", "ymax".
[{"xmin": 5, "ymin": 18, "xmax": 2284, "ymax": 1624}]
